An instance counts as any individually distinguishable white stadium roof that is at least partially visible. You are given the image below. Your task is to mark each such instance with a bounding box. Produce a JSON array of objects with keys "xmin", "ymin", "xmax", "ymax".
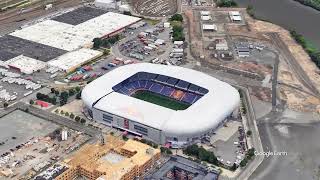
[{"xmin": 82, "ymin": 63, "xmax": 240, "ymax": 137}]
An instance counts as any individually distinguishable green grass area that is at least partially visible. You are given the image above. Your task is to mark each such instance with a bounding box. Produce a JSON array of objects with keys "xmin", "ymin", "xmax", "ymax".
[
  {"xmin": 294, "ymin": 0, "xmax": 320, "ymax": 11},
  {"xmin": 132, "ymin": 90, "xmax": 190, "ymax": 110}
]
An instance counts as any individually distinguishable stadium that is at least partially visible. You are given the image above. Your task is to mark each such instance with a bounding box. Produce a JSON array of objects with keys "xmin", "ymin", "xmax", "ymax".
[{"xmin": 82, "ymin": 63, "xmax": 240, "ymax": 147}]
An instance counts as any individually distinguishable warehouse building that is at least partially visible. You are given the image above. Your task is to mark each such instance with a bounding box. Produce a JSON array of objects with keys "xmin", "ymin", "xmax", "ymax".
[
  {"xmin": 82, "ymin": 63, "xmax": 240, "ymax": 147},
  {"xmin": 0, "ymin": 7, "xmax": 141, "ymax": 74},
  {"xmin": 203, "ymin": 24, "xmax": 218, "ymax": 31},
  {"xmin": 48, "ymin": 48, "xmax": 102, "ymax": 73}
]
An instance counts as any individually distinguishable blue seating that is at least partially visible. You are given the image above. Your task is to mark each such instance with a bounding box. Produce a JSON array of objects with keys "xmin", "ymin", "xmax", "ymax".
[
  {"xmin": 145, "ymin": 81, "xmax": 154, "ymax": 89},
  {"xmin": 155, "ymin": 75, "xmax": 169, "ymax": 83},
  {"xmin": 192, "ymin": 95, "xmax": 201, "ymax": 103},
  {"xmin": 167, "ymin": 77, "xmax": 179, "ymax": 86},
  {"xmin": 160, "ymin": 86, "xmax": 174, "ymax": 96},
  {"xmin": 176, "ymin": 80, "xmax": 190, "ymax": 90},
  {"xmin": 131, "ymin": 81, "xmax": 140, "ymax": 89},
  {"xmin": 150, "ymin": 83, "xmax": 163, "ymax": 93},
  {"xmin": 112, "ymin": 83, "xmax": 123, "ymax": 91},
  {"xmin": 182, "ymin": 92, "xmax": 197, "ymax": 104},
  {"xmin": 139, "ymin": 80, "xmax": 147, "ymax": 88},
  {"xmin": 113, "ymin": 72, "xmax": 207, "ymax": 105},
  {"xmin": 119, "ymin": 88, "xmax": 129, "ymax": 95},
  {"xmin": 188, "ymin": 84, "xmax": 199, "ymax": 93},
  {"xmin": 197, "ymin": 88, "xmax": 208, "ymax": 95}
]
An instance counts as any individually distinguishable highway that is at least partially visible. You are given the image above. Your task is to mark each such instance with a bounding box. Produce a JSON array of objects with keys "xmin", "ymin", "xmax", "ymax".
[{"xmin": 267, "ymin": 32, "xmax": 320, "ymax": 97}]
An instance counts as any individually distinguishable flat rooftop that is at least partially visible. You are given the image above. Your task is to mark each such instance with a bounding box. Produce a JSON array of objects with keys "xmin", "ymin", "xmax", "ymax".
[
  {"xmin": 0, "ymin": 35, "xmax": 67, "ymax": 62},
  {"xmin": 145, "ymin": 156, "xmax": 219, "ymax": 180},
  {"xmin": 52, "ymin": 7, "xmax": 107, "ymax": 25}
]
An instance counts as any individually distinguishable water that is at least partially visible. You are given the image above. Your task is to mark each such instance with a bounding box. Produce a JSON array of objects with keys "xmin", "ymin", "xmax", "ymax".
[{"xmin": 235, "ymin": 0, "xmax": 320, "ymax": 49}]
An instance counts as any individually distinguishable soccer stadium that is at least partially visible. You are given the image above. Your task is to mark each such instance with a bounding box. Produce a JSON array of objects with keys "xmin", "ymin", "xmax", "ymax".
[{"xmin": 82, "ymin": 63, "xmax": 240, "ymax": 147}]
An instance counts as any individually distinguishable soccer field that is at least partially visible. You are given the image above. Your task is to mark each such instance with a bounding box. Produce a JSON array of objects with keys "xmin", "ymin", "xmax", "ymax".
[{"xmin": 132, "ymin": 91, "xmax": 190, "ymax": 110}]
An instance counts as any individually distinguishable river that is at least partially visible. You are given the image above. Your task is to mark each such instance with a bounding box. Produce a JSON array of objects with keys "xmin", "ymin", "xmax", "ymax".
[{"xmin": 235, "ymin": 0, "xmax": 320, "ymax": 49}]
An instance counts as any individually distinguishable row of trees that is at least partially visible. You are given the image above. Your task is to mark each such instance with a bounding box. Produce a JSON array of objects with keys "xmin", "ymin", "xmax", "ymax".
[
  {"xmin": 50, "ymin": 87, "xmax": 81, "ymax": 106},
  {"xmin": 290, "ymin": 30, "xmax": 320, "ymax": 68},
  {"xmin": 55, "ymin": 109, "xmax": 86, "ymax": 124},
  {"xmin": 240, "ymin": 148, "xmax": 255, "ymax": 167},
  {"xmin": 36, "ymin": 93, "xmax": 57, "ymax": 105},
  {"xmin": 93, "ymin": 35, "xmax": 121, "ymax": 49},
  {"xmin": 183, "ymin": 144, "xmax": 219, "ymax": 165}
]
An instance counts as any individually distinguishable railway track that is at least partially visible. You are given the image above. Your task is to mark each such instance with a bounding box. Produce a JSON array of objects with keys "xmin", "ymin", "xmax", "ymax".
[{"xmin": 267, "ymin": 32, "xmax": 320, "ymax": 98}]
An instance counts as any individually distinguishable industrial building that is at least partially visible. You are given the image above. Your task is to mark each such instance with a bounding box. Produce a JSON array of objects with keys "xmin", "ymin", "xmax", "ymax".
[
  {"xmin": 82, "ymin": 63, "xmax": 240, "ymax": 147},
  {"xmin": 229, "ymin": 11, "xmax": 242, "ymax": 22},
  {"xmin": 48, "ymin": 48, "xmax": 102, "ymax": 73},
  {"xmin": 215, "ymin": 39, "xmax": 229, "ymax": 51},
  {"xmin": 145, "ymin": 156, "xmax": 219, "ymax": 180},
  {"xmin": 35, "ymin": 136, "xmax": 161, "ymax": 180},
  {"xmin": 200, "ymin": 11, "xmax": 211, "ymax": 21},
  {"xmin": 95, "ymin": 0, "xmax": 116, "ymax": 9},
  {"xmin": 0, "ymin": 7, "xmax": 141, "ymax": 74},
  {"xmin": 203, "ymin": 24, "xmax": 218, "ymax": 31}
]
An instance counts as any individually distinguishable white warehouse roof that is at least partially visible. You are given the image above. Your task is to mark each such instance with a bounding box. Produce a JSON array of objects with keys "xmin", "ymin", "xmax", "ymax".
[
  {"xmin": 48, "ymin": 48, "xmax": 102, "ymax": 72},
  {"xmin": 10, "ymin": 12, "xmax": 141, "ymax": 51},
  {"xmin": 82, "ymin": 63, "xmax": 240, "ymax": 137},
  {"xmin": 6, "ymin": 55, "xmax": 46, "ymax": 74},
  {"xmin": 203, "ymin": 24, "xmax": 217, "ymax": 31}
]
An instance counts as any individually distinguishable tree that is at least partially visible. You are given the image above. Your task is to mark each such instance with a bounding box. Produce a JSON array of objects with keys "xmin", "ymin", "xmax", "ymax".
[
  {"xmin": 110, "ymin": 132, "xmax": 114, "ymax": 136},
  {"xmin": 29, "ymin": 99, "xmax": 34, "ymax": 105},
  {"xmin": 50, "ymin": 88, "xmax": 55, "ymax": 93},
  {"xmin": 55, "ymin": 109, "xmax": 59, "ymax": 113},
  {"xmin": 68, "ymin": 89, "xmax": 75, "ymax": 96},
  {"xmin": 80, "ymin": 118, "xmax": 86, "ymax": 124},
  {"xmin": 217, "ymin": 0, "xmax": 237, "ymax": 7},
  {"xmin": 75, "ymin": 116, "xmax": 81, "ymax": 122},
  {"xmin": 123, "ymin": 11, "xmax": 132, "ymax": 16},
  {"xmin": 3, "ymin": 102, "xmax": 9, "ymax": 108},
  {"xmin": 170, "ymin": 14, "xmax": 183, "ymax": 22},
  {"xmin": 246, "ymin": 130, "xmax": 252, "ymax": 136},
  {"xmin": 93, "ymin": 38, "xmax": 102, "ymax": 49},
  {"xmin": 230, "ymin": 163, "xmax": 238, "ymax": 171},
  {"xmin": 65, "ymin": 112, "xmax": 69, "ymax": 116},
  {"xmin": 122, "ymin": 135, "xmax": 128, "ymax": 141},
  {"xmin": 240, "ymin": 158, "xmax": 247, "ymax": 167},
  {"xmin": 75, "ymin": 86, "xmax": 81, "ymax": 92},
  {"xmin": 70, "ymin": 113, "xmax": 75, "ymax": 119},
  {"xmin": 76, "ymin": 92, "xmax": 82, "ymax": 99},
  {"xmin": 60, "ymin": 110, "xmax": 64, "ymax": 115}
]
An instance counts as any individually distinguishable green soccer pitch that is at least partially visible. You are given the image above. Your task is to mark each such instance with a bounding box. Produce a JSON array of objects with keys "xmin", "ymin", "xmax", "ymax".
[{"xmin": 132, "ymin": 90, "xmax": 190, "ymax": 110}]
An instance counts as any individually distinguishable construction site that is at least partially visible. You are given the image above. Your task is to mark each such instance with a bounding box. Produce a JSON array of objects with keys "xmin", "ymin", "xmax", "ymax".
[
  {"xmin": 34, "ymin": 135, "xmax": 161, "ymax": 180},
  {"xmin": 0, "ymin": 110, "xmax": 90, "ymax": 179}
]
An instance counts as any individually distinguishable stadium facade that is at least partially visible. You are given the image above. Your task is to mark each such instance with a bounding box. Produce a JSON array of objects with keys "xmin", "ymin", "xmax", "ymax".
[{"xmin": 82, "ymin": 63, "xmax": 240, "ymax": 147}]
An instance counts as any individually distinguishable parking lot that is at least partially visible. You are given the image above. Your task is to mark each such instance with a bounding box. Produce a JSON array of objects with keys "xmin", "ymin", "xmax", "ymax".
[
  {"xmin": 131, "ymin": 0, "xmax": 177, "ymax": 17},
  {"xmin": 0, "ymin": 110, "xmax": 90, "ymax": 179}
]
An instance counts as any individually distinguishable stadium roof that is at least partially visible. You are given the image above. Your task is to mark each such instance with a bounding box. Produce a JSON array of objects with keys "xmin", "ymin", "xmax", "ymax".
[{"xmin": 82, "ymin": 63, "xmax": 240, "ymax": 137}]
